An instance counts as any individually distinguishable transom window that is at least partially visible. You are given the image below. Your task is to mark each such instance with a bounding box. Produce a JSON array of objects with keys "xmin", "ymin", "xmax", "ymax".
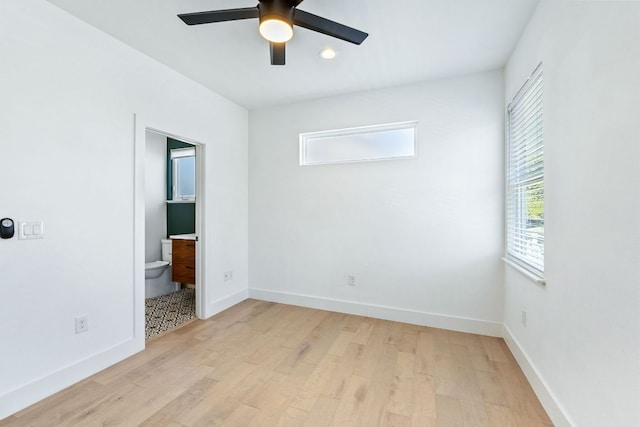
[{"xmin": 299, "ymin": 121, "xmax": 417, "ymax": 166}]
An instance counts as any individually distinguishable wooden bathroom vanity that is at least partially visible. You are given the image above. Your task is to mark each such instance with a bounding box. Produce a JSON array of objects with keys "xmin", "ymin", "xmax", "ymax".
[{"xmin": 170, "ymin": 234, "xmax": 196, "ymax": 285}]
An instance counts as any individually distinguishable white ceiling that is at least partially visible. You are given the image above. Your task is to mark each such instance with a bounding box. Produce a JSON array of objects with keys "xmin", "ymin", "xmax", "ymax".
[{"xmin": 46, "ymin": 0, "xmax": 538, "ymax": 109}]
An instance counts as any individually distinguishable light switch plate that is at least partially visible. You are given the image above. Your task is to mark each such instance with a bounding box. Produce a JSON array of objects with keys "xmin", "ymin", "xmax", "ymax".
[{"xmin": 19, "ymin": 221, "xmax": 44, "ymax": 239}]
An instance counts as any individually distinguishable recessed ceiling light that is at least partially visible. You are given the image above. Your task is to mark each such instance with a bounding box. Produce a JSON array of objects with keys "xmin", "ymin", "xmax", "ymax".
[{"xmin": 319, "ymin": 48, "xmax": 336, "ymax": 60}]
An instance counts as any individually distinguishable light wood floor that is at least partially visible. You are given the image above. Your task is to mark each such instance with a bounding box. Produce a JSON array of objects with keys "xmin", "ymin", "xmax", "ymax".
[{"xmin": 3, "ymin": 300, "xmax": 553, "ymax": 426}]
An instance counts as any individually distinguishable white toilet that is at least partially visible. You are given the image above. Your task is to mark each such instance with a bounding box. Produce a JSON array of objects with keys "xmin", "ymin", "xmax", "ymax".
[
  {"xmin": 145, "ymin": 239, "xmax": 177, "ymax": 298},
  {"xmin": 145, "ymin": 260, "xmax": 170, "ymax": 279}
]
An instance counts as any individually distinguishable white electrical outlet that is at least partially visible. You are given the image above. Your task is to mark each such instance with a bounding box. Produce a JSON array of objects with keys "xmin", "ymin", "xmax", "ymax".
[
  {"xmin": 521, "ymin": 310, "xmax": 527, "ymax": 327},
  {"xmin": 348, "ymin": 275, "xmax": 356, "ymax": 286},
  {"xmin": 224, "ymin": 271, "xmax": 233, "ymax": 282},
  {"xmin": 75, "ymin": 315, "xmax": 89, "ymax": 334}
]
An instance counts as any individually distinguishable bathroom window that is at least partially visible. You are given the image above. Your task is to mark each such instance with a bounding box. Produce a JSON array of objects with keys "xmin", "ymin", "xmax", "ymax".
[{"xmin": 170, "ymin": 147, "xmax": 196, "ymax": 200}]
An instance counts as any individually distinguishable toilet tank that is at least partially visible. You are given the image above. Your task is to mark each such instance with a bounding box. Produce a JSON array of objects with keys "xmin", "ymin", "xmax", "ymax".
[{"xmin": 161, "ymin": 239, "xmax": 172, "ymax": 262}]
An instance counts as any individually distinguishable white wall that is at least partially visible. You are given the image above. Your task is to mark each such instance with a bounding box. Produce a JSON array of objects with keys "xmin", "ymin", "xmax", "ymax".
[
  {"xmin": 0, "ymin": 0, "xmax": 248, "ymax": 418},
  {"xmin": 249, "ymin": 70, "xmax": 505, "ymax": 336},
  {"xmin": 144, "ymin": 131, "xmax": 167, "ymax": 263},
  {"xmin": 503, "ymin": 2, "xmax": 640, "ymax": 426}
]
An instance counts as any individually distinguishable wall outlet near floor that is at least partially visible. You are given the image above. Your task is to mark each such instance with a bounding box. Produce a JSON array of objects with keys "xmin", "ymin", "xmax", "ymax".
[
  {"xmin": 521, "ymin": 310, "xmax": 527, "ymax": 327},
  {"xmin": 223, "ymin": 271, "xmax": 233, "ymax": 282},
  {"xmin": 75, "ymin": 315, "xmax": 89, "ymax": 334},
  {"xmin": 348, "ymin": 275, "xmax": 356, "ymax": 287}
]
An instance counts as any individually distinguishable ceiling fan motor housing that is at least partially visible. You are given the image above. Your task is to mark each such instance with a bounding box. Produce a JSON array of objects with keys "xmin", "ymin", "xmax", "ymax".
[{"xmin": 258, "ymin": 0, "xmax": 294, "ymax": 26}]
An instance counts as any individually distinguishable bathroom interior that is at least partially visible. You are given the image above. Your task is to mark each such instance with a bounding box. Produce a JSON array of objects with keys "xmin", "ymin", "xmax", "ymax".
[{"xmin": 144, "ymin": 130, "xmax": 198, "ymax": 339}]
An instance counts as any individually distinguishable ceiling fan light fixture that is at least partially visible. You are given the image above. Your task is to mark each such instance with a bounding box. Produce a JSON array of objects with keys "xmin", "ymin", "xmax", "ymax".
[{"xmin": 259, "ymin": 17, "xmax": 293, "ymax": 43}]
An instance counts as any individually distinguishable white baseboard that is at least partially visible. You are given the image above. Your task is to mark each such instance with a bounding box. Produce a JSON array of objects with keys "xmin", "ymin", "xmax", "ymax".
[
  {"xmin": 248, "ymin": 288, "xmax": 503, "ymax": 337},
  {"xmin": 205, "ymin": 288, "xmax": 249, "ymax": 319},
  {"xmin": 502, "ymin": 325, "xmax": 573, "ymax": 427},
  {"xmin": 0, "ymin": 337, "xmax": 144, "ymax": 420}
]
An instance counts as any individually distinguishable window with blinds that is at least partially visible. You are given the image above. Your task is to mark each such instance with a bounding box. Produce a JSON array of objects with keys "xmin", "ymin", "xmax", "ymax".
[{"xmin": 506, "ymin": 64, "xmax": 544, "ymax": 276}]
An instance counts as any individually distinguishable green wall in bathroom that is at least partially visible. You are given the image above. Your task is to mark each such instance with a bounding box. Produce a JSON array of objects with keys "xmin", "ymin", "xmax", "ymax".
[
  {"xmin": 167, "ymin": 202, "xmax": 195, "ymax": 236},
  {"xmin": 166, "ymin": 138, "xmax": 196, "ymax": 236}
]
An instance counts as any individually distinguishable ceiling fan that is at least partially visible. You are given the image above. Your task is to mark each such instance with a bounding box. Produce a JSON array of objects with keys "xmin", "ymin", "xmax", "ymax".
[{"xmin": 178, "ymin": 0, "xmax": 368, "ymax": 65}]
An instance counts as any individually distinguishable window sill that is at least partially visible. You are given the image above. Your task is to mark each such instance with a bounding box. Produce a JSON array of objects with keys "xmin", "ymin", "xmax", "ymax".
[
  {"xmin": 166, "ymin": 200, "xmax": 196, "ymax": 204},
  {"xmin": 502, "ymin": 257, "xmax": 546, "ymax": 285}
]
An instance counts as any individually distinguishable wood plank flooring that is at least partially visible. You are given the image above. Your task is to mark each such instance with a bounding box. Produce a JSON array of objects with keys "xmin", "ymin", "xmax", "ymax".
[{"xmin": 2, "ymin": 300, "xmax": 553, "ymax": 426}]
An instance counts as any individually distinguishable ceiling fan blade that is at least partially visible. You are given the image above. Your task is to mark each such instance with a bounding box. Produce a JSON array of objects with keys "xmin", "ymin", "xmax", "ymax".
[
  {"xmin": 178, "ymin": 7, "xmax": 259, "ymax": 26},
  {"xmin": 289, "ymin": 0, "xmax": 305, "ymax": 6},
  {"xmin": 293, "ymin": 9, "xmax": 368, "ymax": 45},
  {"xmin": 270, "ymin": 42, "xmax": 286, "ymax": 65}
]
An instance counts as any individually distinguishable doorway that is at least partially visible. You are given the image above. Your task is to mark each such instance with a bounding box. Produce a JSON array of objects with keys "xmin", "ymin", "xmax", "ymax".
[
  {"xmin": 145, "ymin": 131, "xmax": 199, "ymax": 339},
  {"xmin": 134, "ymin": 117, "xmax": 207, "ymax": 344}
]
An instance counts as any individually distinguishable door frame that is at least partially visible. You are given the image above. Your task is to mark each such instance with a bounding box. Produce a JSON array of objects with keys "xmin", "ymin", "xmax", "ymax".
[{"xmin": 134, "ymin": 114, "xmax": 207, "ymax": 344}]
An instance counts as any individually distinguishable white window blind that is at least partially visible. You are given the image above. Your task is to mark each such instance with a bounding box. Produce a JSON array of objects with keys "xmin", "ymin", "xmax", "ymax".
[{"xmin": 506, "ymin": 64, "xmax": 544, "ymax": 275}]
